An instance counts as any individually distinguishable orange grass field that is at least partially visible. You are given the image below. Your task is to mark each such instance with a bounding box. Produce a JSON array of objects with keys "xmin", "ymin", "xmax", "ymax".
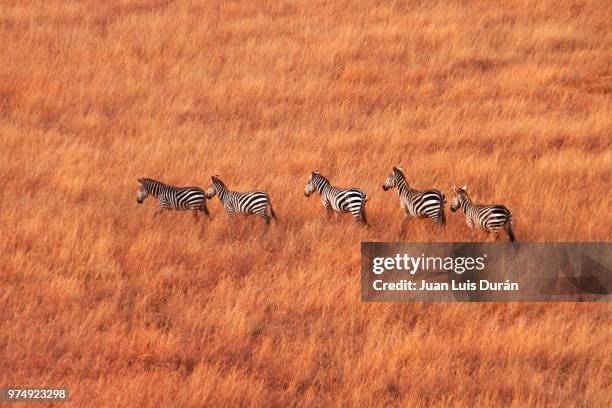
[{"xmin": 1, "ymin": 0, "xmax": 611, "ymax": 406}]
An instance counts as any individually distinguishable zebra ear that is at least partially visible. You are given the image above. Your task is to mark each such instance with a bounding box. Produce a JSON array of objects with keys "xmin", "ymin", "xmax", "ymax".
[
  {"xmin": 462, "ymin": 185, "xmax": 467, "ymax": 191},
  {"xmin": 453, "ymin": 185, "xmax": 458, "ymax": 193},
  {"xmin": 138, "ymin": 178, "xmax": 143, "ymax": 183}
]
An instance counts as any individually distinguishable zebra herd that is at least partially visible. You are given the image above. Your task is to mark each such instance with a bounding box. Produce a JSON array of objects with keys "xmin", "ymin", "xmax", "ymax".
[{"xmin": 136, "ymin": 167, "xmax": 516, "ymax": 242}]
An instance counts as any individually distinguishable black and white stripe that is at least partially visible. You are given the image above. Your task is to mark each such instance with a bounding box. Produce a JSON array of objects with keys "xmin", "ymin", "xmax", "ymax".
[
  {"xmin": 382, "ymin": 167, "xmax": 446, "ymax": 226},
  {"xmin": 206, "ymin": 176, "xmax": 277, "ymax": 225},
  {"xmin": 450, "ymin": 186, "xmax": 515, "ymax": 242},
  {"xmin": 304, "ymin": 170, "xmax": 368, "ymax": 225},
  {"xmin": 137, "ymin": 178, "xmax": 209, "ymax": 218}
]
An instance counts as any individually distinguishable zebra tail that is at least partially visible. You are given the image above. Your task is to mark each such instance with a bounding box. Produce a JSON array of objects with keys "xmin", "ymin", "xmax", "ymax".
[
  {"xmin": 269, "ymin": 202, "xmax": 277, "ymax": 222},
  {"xmin": 507, "ymin": 212, "xmax": 516, "ymax": 242},
  {"xmin": 439, "ymin": 201, "xmax": 446, "ymax": 226},
  {"xmin": 361, "ymin": 204, "xmax": 368, "ymax": 226}
]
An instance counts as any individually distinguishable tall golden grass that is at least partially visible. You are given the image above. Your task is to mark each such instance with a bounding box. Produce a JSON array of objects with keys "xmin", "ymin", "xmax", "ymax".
[{"xmin": 1, "ymin": 0, "xmax": 611, "ymax": 406}]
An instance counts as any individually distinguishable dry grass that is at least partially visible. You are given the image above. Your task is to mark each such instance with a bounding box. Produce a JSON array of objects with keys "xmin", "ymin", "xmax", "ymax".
[{"xmin": 1, "ymin": 0, "xmax": 611, "ymax": 406}]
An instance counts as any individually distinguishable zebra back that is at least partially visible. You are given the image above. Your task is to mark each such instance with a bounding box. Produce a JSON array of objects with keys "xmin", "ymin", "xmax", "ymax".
[
  {"xmin": 208, "ymin": 176, "xmax": 273, "ymax": 218},
  {"xmin": 306, "ymin": 171, "xmax": 367, "ymax": 224},
  {"xmin": 137, "ymin": 178, "xmax": 207, "ymax": 211},
  {"xmin": 453, "ymin": 187, "xmax": 512, "ymax": 232},
  {"xmin": 385, "ymin": 167, "xmax": 445, "ymax": 223}
]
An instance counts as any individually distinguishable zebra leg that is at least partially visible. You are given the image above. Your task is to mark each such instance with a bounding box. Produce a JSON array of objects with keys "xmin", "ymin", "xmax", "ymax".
[
  {"xmin": 192, "ymin": 209, "xmax": 199, "ymax": 221},
  {"xmin": 400, "ymin": 216, "xmax": 410, "ymax": 235},
  {"xmin": 224, "ymin": 205, "xmax": 236, "ymax": 218},
  {"xmin": 430, "ymin": 214, "xmax": 441, "ymax": 228},
  {"xmin": 153, "ymin": 200, "xmax": 168, "ymax": 218},
  {"xmin": 349, "ymin": 205, "xmax": 367, "ymax": 226},
  {"xmin": 350, "ymin": 209, "xmax": 363, "ymax": 224},
  {"xmin": 490, "ymin": 229, "xmax": 500, "ymax": 241},
  {"xmin": 253, "ymin": 207, "xmax": 269, "ymax": 225},
  {"xmin": 466, "ymin": 217, "xmax": 475, "ymax": 229},
  {"xmin": 324, "ymin": 201, "xmax": 333, "ymax": 218}
]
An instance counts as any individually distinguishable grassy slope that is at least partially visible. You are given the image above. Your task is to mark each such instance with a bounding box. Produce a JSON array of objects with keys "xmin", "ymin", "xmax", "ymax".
[{"xmin": 1, "ymin": 0, "xmax": 611, "ymax": 406}]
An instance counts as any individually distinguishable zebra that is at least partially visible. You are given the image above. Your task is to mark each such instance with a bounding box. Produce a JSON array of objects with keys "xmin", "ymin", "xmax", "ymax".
[
  {"xmin": 304, "ymin": 170, "xmax": 368, "ymax": 225},
  {"xmin": 382, "ymin": 166, "xmax": 446, "ymax": 227},
  {"xmin": 450, "ymin": 185, "xmax": 515, "ymax": 242},
  {"xmin": 205, "ymin": 175, "xmax": 277, "ymax": 225},
  {"xmin": 136, "ymin": 178, "xmax": 209, "ymax": 219}
]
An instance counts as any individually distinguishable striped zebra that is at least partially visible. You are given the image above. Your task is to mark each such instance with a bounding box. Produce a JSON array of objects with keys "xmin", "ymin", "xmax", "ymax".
[
  {"xmin": 136, "ymin": 178, "xmax": 209, "ymax": 218},
  {"xmin": 304, "ymin": 170, "xmax": 368, "ymax": 225},
  {"xmin": 450, "ymin": 185, "xmax": 515, "ymax": 242},
  {"xmin": 382, "ymin": 167, "xmax": 446, "ymax": 227},
  {"xmin": 206, "ymin": 176, "xmax": 277, "ymax": 225}
]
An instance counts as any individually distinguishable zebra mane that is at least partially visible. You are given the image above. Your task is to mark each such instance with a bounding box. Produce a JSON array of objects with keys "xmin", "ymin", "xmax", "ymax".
[
  {"xmin": 454, "ymin": 186, "xmax": 472, "ymax": 206},
  {"xmin": 139, "ymin": 177, "xmax": 167, "ymax": 188},
  {"xmin": 312, "ymin": 171, "xmax": 330, "ymax": 189},
  {"xmin": 138, "ymin": 177, "xmax": 170, "ymax": 197},
  {"xmin": 392, "ymin": 167, "xmax": 410, "ymax": 189},
  {"xmin": 211, "ymin": 176, "xmax": 227, "ymax": 192},
  {"xmin": 454, "ymin": 185, "xmax": 469, "ymax": 196}
]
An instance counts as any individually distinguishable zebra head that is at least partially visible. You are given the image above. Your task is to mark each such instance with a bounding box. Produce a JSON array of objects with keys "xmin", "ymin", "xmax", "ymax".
[
  {"xmin": 206, "ymin": 175, "xmax": 224, "ymax": 199},
  {"xmin": 137, "ymin": 178, "xmax": 149, "ymax": 203},
  {"xmin": 451, "ymin": 185, "xmax": 468, "ymax": 212},
  {"xmin": 305, "ymin": 170, "xmax": 322, "ymax": 197},
  {"xmin": 383, "ymin": 167, "xmax": 405, "ymax": 191}
]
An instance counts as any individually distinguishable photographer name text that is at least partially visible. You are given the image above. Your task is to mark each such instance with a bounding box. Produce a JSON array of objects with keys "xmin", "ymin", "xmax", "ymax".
[{"xmin": 372, "ymin": 279, "xmax": 518, "ymax": 291}]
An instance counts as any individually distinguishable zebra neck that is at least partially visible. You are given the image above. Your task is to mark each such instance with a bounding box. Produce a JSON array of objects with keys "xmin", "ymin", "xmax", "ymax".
[
  {"xmin": 396, "ymin": 178, "xmax": 412, "ymax": 194},
  {"xmin": 319, "ymin": 183, "xmax": 333, "ymax": 195},
  {"xmin": 217, "ymin": 186, "xmax": 228, "ymax": 200},
  {"xmin": 146, "ymin": 180, "xmax": 164, "ymax": 197},
  {"xmin": 461, "ymin": 196, "xmax": 473, "ymax": 212},
  {"xmin": 213, "ymin": 180, "xmax": 228, "ymax": 200},
  {"xmin": 315, "ymin": 177, "xmax": 330, "ymax": 194}
]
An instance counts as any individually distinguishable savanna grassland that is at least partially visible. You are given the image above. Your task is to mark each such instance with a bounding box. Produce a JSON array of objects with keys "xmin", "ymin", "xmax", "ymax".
[{"xmin": 1, "ymin": 0, "xmax": 611, "ymax": 406}]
